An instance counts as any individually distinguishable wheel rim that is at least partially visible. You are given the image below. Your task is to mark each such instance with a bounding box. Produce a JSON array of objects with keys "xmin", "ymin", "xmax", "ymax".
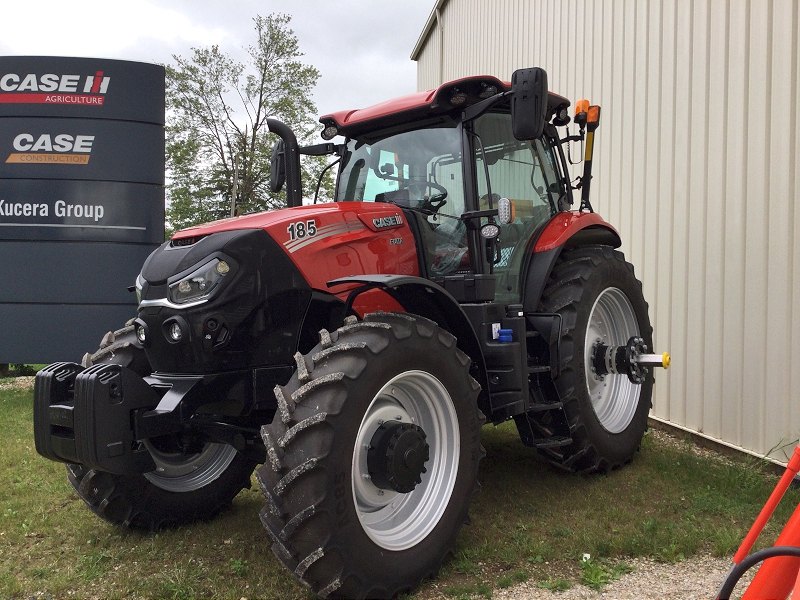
[
  {"xmin": 143, "ymin": 441, "xmax": 237, "ymax": 492},
  {"xmin": 352, "ymin": 370, "xmax": 459, "ymax": 551},
  {"xmin": 584, "ymin": 287, "xmax": 642, "ymax": 434}
]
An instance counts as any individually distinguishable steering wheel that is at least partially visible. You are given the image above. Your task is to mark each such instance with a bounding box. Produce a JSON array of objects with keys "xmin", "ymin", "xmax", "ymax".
[{"xmin": 409, "ymin": 181, "xmax": 448, "ymax": 213}]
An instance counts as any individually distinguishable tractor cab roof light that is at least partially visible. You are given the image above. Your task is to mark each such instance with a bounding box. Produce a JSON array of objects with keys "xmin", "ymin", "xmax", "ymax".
[
  {"xmin": 449, "ymin": 89, "xmax": 467, "ymax": 106},
  {"xmin": 321, "ymin": 122, "xmax": 339, "ymax": 140},
  {"xmin": 478, "ymin": 84, "xmax": 498, "ymax": 99}
]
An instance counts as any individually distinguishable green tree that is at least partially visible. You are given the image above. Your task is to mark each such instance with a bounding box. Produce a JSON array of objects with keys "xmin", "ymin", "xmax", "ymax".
[{"xmin": 165, "ymin": 13, "xmax": 334, "ymax": 234}]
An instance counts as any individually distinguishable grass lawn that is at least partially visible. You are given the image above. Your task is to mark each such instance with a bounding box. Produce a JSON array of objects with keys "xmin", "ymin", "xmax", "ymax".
[{"xmin": 1, "ymin": 381, "xmax": 797, "ymax": 599}]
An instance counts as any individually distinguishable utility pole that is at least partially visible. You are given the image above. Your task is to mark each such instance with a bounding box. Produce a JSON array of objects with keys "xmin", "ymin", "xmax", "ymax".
[{"xmin": 231, "ymin": 153, "xmax": 239, "ymax": 218}]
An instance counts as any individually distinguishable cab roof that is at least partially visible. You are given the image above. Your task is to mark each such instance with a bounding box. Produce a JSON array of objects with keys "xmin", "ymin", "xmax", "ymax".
[{"xmin": 319, "ymin": 75, "xmax": 570, "ymax": 140}]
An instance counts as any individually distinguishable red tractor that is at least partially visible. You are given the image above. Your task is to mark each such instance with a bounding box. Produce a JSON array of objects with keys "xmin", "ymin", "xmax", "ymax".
[{"xmin": 33, "ymin": 68, "xmax": 669, "ymax": 598}]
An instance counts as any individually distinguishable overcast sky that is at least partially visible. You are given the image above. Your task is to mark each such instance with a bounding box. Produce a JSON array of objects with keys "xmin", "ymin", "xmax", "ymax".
[{"xmin": 0, "ymin": 0, "xmax": 435, "ymax": 122}]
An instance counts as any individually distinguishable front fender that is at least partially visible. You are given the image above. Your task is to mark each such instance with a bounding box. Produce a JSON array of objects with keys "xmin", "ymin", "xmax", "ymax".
[{"xmin": 328, "ymin": 274, "xmax": 490, "ymax": 417}]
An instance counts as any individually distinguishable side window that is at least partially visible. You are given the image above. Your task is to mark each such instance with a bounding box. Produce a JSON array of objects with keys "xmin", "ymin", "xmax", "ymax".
[
  {"xmin": 473, "ymin": 112, "xmax": 562, "ymax": 302},
  {"xmin": 474, "ymin": 112, "xmax": 557, "ymax": 218}
]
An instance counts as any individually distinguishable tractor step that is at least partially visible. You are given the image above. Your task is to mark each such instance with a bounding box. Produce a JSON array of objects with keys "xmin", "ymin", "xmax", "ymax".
[
  {"xmin": 526, "ymin": 400, "xmax": 563, "ymax": 413},
  {"xmin": 531, "ymin": 435, "xmax": 572, "ymax": 449},
  {"xmin": 527, "ymin": 365, "xmax": 550, "ymax": 373}
]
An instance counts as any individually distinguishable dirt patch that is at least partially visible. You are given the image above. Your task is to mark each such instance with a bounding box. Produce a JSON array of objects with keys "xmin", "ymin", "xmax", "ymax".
[{"xmin": 0, "ymin": 376, "xmax": 35, "ymax": 391}]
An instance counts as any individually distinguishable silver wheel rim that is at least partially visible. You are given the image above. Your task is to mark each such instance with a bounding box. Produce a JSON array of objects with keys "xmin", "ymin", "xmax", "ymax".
[
  {"xmin": 143, "ymin": 441, "xmax": 237, "ymax": 492},
  {"xmin": 352, "ymin": 370, "xmax": 459, "ymax": 551},
  {"xmin": 584, "ymin": 287, "xmax": 641, "ymax": 434}
]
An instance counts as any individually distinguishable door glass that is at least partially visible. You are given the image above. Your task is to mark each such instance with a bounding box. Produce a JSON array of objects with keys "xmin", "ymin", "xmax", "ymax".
[
  {"xmin": 473, "ymin": 112, "xmax": 561, "ymax": 302},
  {"xmin": 337, "ymin": 126, "xmax": 470, "ymax": 276}
]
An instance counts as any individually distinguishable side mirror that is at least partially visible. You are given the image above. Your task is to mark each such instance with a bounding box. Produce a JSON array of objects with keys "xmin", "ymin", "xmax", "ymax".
[
  {"xmin": 510, "ymin": 67, "xmax": 548, "ymax": 140},
  {"xmin": 269, "ymin": 139, "xmax": 286, "ymax": 193}
]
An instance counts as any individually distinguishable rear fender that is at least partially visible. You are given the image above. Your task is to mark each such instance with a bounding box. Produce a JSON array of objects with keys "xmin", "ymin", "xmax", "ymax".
[
  {"xmin": 523, "ymin": 212, "xmax": 620, "ymax": 312},
  {"xmin": 328, "ymin": 274, "xmax": 490, "ymax": 418}
]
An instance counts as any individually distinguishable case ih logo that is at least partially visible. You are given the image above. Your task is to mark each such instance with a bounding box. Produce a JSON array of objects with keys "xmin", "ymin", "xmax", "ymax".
[
  {"xmin": 6, "ymin": 133, "xmax": 95, "ymax": 165},
  {"xmin": 373, "ymin": 214, "xmax": 403, "ymax": 229},
  {"xmin": 0, "ymin": 71, "xmax": 110, "ymax": 106}
]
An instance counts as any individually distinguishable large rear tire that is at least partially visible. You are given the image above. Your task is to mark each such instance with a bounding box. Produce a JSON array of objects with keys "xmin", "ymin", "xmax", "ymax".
[
  {"xmin": 535, "ymin": 246, "xmax": 653, "ymax": 473},
  {"xmin": 66, "ymin": 322, "xmax": 257, "ymax": 530},
  {"xmin": 257, "ymin": 312, "xmax": 484, "ymax": 599}
]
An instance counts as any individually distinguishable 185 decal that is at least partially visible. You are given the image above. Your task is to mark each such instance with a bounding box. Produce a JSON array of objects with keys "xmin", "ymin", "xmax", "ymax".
[{"xmin": 287, "ymin": 219, "xmax": 317, "ymax": 241}]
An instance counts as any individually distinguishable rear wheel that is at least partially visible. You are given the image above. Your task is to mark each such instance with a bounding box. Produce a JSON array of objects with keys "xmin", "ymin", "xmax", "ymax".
[
  {"xmin": 66, "ymin": 322, "xmax": 256, "ymax": 530},
  {"xmin": 257, "ymin": 312, "xmax": 484, "ymax": 599},
  {"xmin": 534, "ymin": 246, "xmax": 653, "ymax": 472}
]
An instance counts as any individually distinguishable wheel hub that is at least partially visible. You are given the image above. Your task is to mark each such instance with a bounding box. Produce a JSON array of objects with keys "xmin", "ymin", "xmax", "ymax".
[
  {"xmin": 591, "ymin": 336, "xmax": 649, "ymax": 384},
  {"xmin": 367, "ymin": 422, "xmax": 429, "ymax": 493}
]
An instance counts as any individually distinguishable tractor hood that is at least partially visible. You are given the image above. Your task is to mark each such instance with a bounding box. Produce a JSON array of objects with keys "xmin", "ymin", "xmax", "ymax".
[{"xmin": 170, "ymin": 202, "xmax": 420, "ymax": 293}]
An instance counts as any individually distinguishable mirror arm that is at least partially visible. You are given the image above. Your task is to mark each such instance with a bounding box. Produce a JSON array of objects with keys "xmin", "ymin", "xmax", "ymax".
[
  {"xmin": 267, "ymin": 118, "xmax": 302, "ymax": 207},
  {"xmin": 461, "ymin": 208, "xmax": 499, "ymax": 222},
  {"xmin": 560, "ymin": 133, "xmax": 584, "ymax": 144},
  {"xmin": 461, "ymin": 90, "xmax": 512, "ymax": 123},
  {"xmin": 300, "ymin": 143, "xmax": 344, "ymax": 157}
]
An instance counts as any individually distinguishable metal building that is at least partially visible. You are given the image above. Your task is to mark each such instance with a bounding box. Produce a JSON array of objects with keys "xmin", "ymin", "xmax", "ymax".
[{"xmin": 412, "ymin": 0, "xmax": 800, "ymax": 463}]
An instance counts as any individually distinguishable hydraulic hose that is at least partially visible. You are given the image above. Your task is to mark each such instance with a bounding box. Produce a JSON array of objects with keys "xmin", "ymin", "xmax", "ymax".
[{"xmin": 716, "ymin": 546, "xmax": 800, "ymax": 599}]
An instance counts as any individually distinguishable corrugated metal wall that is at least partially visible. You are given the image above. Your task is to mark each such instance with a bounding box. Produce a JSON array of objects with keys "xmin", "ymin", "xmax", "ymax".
[{"xmin": 413, "ymin": 0, "xmax": 800, "ymax": 463}]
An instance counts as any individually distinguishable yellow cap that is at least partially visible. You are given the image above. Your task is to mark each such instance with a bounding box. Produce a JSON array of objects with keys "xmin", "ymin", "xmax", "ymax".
[{"xmin": 662, "ymin": 352, "xmax": 671, "ymax": 369}]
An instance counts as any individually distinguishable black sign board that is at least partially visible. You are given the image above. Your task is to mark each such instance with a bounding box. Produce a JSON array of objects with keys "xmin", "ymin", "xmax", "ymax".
[
  {"xmin": 0, "ymin": 179, "xmax": 163, "ymax": 243},
  {"xmin": 0, "ymin": 57, "xmax": 164, "ymax": 124},
  {"xmin": 0, "ymin": 56, "xmax": 165, "ymax": 364},
  {"xmin": 0, "ymin": 118, "xmax": 164, "ymax": 183}
]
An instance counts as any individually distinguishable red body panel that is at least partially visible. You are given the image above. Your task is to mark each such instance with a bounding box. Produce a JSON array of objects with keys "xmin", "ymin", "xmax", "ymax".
[
  {"xmin": 320, "ymin": 76, "xmax": 505, "ymax": 129},
  {"xmin": 534, "ymin": 212, "xmax": 619, "ymax": 252},
  {"xmin": 173, "ymin": 204, "xmax": 419, "ymax": 307},
  {"xmin": 320, "ymin": 75, "xmax": 570, "ymax": 135}
]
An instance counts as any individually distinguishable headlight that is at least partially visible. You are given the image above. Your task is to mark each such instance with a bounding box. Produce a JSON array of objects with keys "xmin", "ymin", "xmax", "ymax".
[{"xmin": 169, "ymin": 258, "xmax": 231, "ymax": 305}]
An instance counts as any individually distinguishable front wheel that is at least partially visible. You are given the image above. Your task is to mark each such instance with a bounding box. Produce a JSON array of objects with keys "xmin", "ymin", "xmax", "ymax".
[
  {"xmin": 257, "ymin": 312, "xmax": 484, "ymax": 599},
  {"xmin": 534, "ymin": 246, "xmax": 654, "ymax": 473},
  {"xmin": 67, "ymin": 323, "xmax": 256, "ymax": 530}
]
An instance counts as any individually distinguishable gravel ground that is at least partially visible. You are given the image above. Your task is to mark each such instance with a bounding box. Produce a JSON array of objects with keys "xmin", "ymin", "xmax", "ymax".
[
  {"xmin": 490, "ymin": 555, "xmax": 752, "ymax": 599},
  {"xmin": 0, "ymin": 375, "xmax": 35, "ymax": 391}
]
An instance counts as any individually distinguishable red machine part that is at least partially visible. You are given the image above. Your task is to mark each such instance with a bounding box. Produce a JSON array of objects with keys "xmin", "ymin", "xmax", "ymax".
[
  {"xmin": 534, "ymin": 211, "xmax": 619, "ymax": 252},
  {"xmin": 737, "ymin": 445, "xmax": 800, "ymax": 599},
  {"xmin": 173, "ymin": 202, "xmax": 418, "ymax": 313}
]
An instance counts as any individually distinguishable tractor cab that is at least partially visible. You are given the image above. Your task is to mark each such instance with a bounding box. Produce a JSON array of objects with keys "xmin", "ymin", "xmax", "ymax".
[
  {"xmin": 316, "ymin": 69, "xmax": 574, "ymax": 305},
  {"xmin": 332, "ymin": 106, "xmax": 568, "ymax": 304}
]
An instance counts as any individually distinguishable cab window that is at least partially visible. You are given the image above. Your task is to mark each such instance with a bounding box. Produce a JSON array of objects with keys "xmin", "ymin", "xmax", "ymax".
[{"xmin": 473, "ymin": 112, "xmax": 563, "ymax": 302}]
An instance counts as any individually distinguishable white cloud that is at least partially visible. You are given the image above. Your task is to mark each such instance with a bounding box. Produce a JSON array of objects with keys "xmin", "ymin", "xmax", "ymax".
[{"xmin": 2, "ymin": 0, "xmax": 228, "ymax": 59}]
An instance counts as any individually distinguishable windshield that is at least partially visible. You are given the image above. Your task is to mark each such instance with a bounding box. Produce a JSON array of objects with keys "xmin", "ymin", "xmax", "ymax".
[
  {"xmin": 336, "ymin": 125, "xmax": 465, "ymax": 219},
  {"xmin": 336, "ymin": 125, "xmax": 470, "ymax": 276}
]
